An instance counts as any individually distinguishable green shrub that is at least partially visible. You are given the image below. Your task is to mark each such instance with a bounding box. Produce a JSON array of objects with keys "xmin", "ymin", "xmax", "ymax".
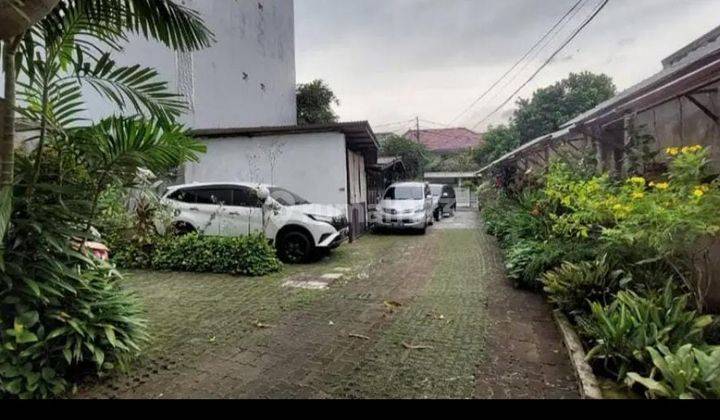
[
  {"xmin": 582, "ymin": 284, "xmax": 713, "ymax": 380},
  {"xmin": 542, "ymin": 255, "xmax": 631, "ymax": 316},
  {"xmin": 99, "ymin": 175, "xmax": 174, "ymax": 270},
  {"xmin": 627, "ymin": 344, "xmax": 720, "ymax": 399},
  {"xmin": 707, "ymin": 318, "xmax": 720, "ymax": 346},
  {"xmin": 151, "ymin": 233, "xmax": 282, "ymax": 276},
  {"xmin": 505, "ymin": 238, "xmax": 596, "ymax": 290},
  {"xmin": 483, "ymin": 190, "xmax": 551, "ymax": 248},
  {"xmin": 1, "ymin": 263, "xmax": 148, "ymax": 398}
]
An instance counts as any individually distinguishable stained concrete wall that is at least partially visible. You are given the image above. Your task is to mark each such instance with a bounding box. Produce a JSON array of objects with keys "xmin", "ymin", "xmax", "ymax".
[
  {"xmin": 80, "ymin": 0, "xmax": 297, "ymax": 129},
  {"xmin": 184, "ymin": 132, "xmax": 348, "ymax": 206}
]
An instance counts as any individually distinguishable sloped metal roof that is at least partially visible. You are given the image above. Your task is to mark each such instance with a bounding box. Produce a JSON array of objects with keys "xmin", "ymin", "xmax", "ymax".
[{"xmin": 562, "ymin": 27, "xmax": 720, "ymax": 128}]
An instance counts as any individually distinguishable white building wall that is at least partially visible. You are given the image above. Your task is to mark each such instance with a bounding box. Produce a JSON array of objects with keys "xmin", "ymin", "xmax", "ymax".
[
  {"xmin": 185, "ymin": 132, "xmax": 348, "ymax": 205},
  {"xmin": 81, "ymin": 0, "xmax": 297, "ymax": 129}
]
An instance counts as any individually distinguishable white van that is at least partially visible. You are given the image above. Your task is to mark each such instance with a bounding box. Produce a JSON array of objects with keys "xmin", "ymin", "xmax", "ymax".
[
  {"xmin": 162, "ymin": 183, "xmax": 349, "ymax": 263},
  {"xmin": 374, "ymin": 182, "xmax": 434, "ymax": 234}
]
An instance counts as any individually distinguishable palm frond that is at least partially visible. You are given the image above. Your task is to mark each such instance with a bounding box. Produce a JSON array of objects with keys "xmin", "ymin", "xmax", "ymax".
[
  {"xmin": 43, "ymin": 0, "xmax": 214, "ymax": 52},
  {"xmin": 75, "ymin": 52, "xmax": 187, "ymax": 121},
  {"xmin": 75, "ymin": 117, "xmax": 205, "ymax": 181}
]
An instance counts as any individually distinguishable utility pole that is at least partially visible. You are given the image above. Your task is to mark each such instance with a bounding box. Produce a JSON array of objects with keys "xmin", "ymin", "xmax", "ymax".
[{"xmin": 415, "ymin": 116, "xmax": 421, "ymax": 144}]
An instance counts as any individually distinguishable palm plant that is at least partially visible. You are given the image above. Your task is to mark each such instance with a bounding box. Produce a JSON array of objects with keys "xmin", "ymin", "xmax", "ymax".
[
  {"xmin": 1, "ymin": 0, "xmax": 213, "ymax": 245},
  {"xmin": 0, "ymin": 0, "xmax": 212, "ymax": 398}
]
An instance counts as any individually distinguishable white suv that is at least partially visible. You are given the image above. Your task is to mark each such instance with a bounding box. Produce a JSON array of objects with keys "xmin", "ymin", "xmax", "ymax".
[
  {"xmin": 374, "ymin": 182, "xmax": 434, "ymax": 234},
  {"xmin": 162, "ymin": 183, "xmax": 349, "ymax": 263}
]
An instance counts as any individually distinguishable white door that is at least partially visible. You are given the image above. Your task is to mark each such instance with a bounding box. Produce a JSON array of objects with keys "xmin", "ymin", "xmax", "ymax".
[
  {"xmin": 192, "ymin": 188, "xmax": 232, "ymax": 236},
  {"xmin": 222, "ymin": 186, "xmax": 264, "ymax": 237}
]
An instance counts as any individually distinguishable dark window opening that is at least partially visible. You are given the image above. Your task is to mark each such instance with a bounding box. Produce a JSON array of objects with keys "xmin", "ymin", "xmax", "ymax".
[
  {"xmin": 232, "ymin": 187, "xmax": 263, "ymax": 208},
  {"xmin": 195, "ymin": 189, "xmax": 232, "ymax": 205}
]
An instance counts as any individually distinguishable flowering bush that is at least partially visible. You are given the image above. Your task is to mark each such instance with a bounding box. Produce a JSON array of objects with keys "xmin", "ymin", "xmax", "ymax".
[
  {"xmin": 543, "ymin": 146, "xmax": 720, "ymax": 311},
  {"xmin": 481, "ymin": 143, "xmax": 720, "ymax": 398}
]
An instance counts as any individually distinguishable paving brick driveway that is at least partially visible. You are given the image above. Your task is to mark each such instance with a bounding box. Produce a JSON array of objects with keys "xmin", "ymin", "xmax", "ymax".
[{"xmin": 78, "ymin": 211, "xmax": 578, "ymax": 399}]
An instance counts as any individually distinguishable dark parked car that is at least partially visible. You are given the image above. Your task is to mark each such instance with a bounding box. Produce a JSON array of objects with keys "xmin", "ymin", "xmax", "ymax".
[{"xmin": 430, "ymin": 184, "xmax": 457, "ymax": 218}]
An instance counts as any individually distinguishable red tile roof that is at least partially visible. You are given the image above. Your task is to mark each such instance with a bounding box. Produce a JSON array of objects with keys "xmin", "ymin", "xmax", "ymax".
[{"xmin": 403, "ymin": 128, "xmax": 484, "ymax": 153}]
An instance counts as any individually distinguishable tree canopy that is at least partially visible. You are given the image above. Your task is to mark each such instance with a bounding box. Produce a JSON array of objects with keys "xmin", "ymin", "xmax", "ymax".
[
  {"xmin": 296, "ymin": 79, "xmax": 339, "ymax": 125},
  {"xmin": 474, "ymin": 71, "xmax": 616, "ymax": 167},
  {"xmin": 380, "ymin": 134, "xmax": 430, "ymax": 180}
]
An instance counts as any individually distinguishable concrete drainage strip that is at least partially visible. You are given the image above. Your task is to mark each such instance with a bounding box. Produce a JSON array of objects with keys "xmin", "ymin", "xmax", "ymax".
[{"xmin": 553, "ymin": 310, "xmax": 604, "ymax": 399}]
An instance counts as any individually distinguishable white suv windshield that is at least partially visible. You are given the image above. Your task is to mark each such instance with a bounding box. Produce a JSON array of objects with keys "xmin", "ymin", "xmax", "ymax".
[
  {"xmin": 269, "ymin": 187, "xmax": 310, "ymax": 206},
  {"xmin": 384, "ymin": 186, "xmax": 424, "ymax": 200}
]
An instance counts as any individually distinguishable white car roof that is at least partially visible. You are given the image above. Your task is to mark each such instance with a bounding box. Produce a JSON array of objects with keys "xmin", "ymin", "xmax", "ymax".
[
  {"xmin": 388, "ymin": 182, "xmax": 427, "ymax": 188},
  {"xmin": 167, "ymin": 182, "xmax": 272, "ymax": 192}
]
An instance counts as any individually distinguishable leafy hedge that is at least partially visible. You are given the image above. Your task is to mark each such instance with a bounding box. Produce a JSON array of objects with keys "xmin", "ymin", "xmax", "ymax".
[
  {"xmin": 1, "ymin": 263, "xmax": 148, "ymax": 399},
  {"xmin": 151, "ymin": 233, "xmax": 282, "ymax": 276},
  {"xmin": 480, "ymin": 145, "xmax": 720, "ymax": 399}
]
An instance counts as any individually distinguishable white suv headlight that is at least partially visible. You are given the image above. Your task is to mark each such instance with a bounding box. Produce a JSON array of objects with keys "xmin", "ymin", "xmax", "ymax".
[
  {"xmin": 307, "ymin": 214, "xmax": 334, "ymax": 224},
  {"xmin": 415, "ymin": 208, "xmax": 425, "ymax": 214}
]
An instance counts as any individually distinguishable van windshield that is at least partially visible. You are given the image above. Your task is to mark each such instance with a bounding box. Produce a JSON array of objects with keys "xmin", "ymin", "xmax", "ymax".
[
  {"xmin": 384, "ymin": 186, "xmax": 424, "ymax": 200},
  {"xmin": 268, "ymin": 187, "xmax": 310, "ymax": 206}
]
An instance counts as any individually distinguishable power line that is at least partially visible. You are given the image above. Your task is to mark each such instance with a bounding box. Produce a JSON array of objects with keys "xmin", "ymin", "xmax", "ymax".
[
  {"xmin": 482, "ymin": 0, "xmax": 590, "ymax": 114},
  {"xmin": 419, "ymin": 118, "xmax": 450, "ymax": 128},
  {"xmin": 373, "ymin": 118, "xmax": 416, "ymax": 129},
  {"xmin": 448, "ymin": 0, "xmax": 585, "ymax": 125},
  {"xmin": 470, "ymin": 0, "xmax": 610, "ymax": 131}
]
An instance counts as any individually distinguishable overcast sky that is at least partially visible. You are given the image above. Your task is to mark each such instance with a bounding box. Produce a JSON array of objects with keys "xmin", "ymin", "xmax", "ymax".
[{"xmin": 295, "ymin": 0, "xmax": 720, "ymax": 133}]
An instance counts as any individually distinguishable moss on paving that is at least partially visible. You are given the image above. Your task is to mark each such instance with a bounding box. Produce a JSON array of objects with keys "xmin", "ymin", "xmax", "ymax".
[
  {"xmin": 331, "ymin": 229, "xmax": 488, "ymax": 399},
  {"xmin": 110, "ymin": 235, "xmax": 406, "ymax": 379}
]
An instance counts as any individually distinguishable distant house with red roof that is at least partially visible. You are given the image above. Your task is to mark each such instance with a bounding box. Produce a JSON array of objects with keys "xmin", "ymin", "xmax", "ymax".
[{"xmin": 403, "ymin": 128, "xmax": 484, "ymax": 155}]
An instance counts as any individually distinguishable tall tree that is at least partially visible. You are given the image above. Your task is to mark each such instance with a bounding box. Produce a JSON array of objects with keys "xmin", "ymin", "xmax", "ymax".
[
  {"xmin": 296, "ymin": 79, "xmax": 339, "ymax": 125},
  {"xmin": 473, "ymin": 124, "xmax": 520, "ymax": 167},
  {"xmin": 474, "ymin": 71, "xmax": 616, "ymax": 166},
  {"xmin": 380, "ymin": 134, "xmax": 430, "ymax": 180},
  {"xmin": 514, "ymin": 71, "xmax": 616, "ymax": 143}
]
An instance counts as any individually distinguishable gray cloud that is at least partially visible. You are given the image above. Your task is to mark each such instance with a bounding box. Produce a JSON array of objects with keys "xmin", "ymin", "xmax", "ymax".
[{"xmin": 295, "ymin": 0, "xmax": 720, "ymax": 131}]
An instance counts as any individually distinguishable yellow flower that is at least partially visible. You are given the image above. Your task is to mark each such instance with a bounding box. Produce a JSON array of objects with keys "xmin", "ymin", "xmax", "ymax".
[
  {"xmin": 666, "ymin": 147, "xmax": 680, "ymax": 156},
  {"xmin": 632, "ymin": 192, "xmax": 645, "ymax": 200},
  {"xmin": 693, "ymin": 188, "xmax": 705, "ymax": 198},
  {"xmin": 700, "ymin": 184, "xmax": 710, "ymax": 193},
  {"xmin": 654, "ymin": 182, "xmax": 669, "ymax": 190},
  {"xmin": 628, "ymin": 177, "xmax": 646, "ymax": 186}
]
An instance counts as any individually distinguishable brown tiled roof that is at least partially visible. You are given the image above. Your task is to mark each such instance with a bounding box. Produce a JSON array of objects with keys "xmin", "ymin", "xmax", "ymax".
[{"xmin": 403, "ymin": 128, "xmax": 484, "ymax": 153}]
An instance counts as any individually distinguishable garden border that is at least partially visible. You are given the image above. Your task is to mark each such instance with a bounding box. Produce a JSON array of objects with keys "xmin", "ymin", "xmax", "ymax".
[{"xmin": 552, "ymin": 310, "xmax": 603, "ymax": 400}]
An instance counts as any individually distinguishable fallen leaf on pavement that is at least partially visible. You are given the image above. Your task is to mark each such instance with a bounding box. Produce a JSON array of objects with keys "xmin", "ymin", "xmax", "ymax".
[
  {"xmin": 349, "ymin": 333, "xmax": 370, "ymax": 340},
  {"xmin": 384, "ymin": 300, "xmax": 403, "ymax": 308},
  {"xmin": 253, "ymin": 321, "xmax": 274, "ymax": 329},
  {"xmin": 402, "ymin": 341, "xmax": 434, "ymax": 350}
]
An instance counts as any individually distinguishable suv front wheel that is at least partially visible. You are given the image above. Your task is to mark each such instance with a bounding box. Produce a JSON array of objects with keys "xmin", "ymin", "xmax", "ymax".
[{"xmin": 277, "ymin": 230, "xmax": 315, "ymax": 264}]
